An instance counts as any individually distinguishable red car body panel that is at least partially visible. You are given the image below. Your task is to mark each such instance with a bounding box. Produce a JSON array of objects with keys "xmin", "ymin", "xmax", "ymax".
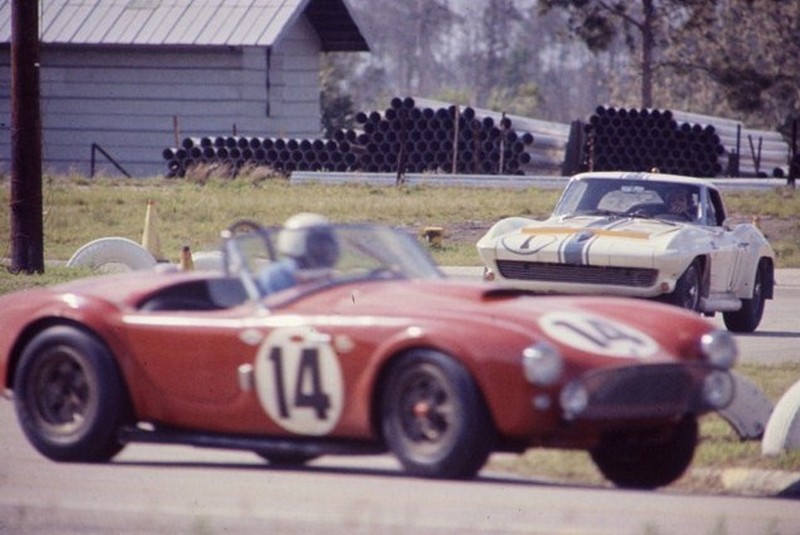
[{"xmin": 1, "ymin": 266, "xmax": 717, "ymax": 448}]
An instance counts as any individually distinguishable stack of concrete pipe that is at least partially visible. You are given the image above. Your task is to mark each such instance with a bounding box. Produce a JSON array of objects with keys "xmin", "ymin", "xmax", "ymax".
[
  {"xmin": 580, "ymin": 106, "xmax": 791, "ymax": 178},
  {"xmin": 351, "ymin": 97, "xmax": 535, "ymax": 174},
  {"xmin": 413, "ymin": 97, "xmax": 570, "ymax": 174},
  {"xmin": 161, "ymin": 99, "xmax": 791, "ymax": 179},
  {"xmin": 581, "ymin": 106, "xmax": 725, "ymax": 178},
  {"xmin": 161, "ymin": 135, "xmax": 357, "ymax": 178},
  {"xmin": 670, "ymin": 109, "xmax": 791, "ymax": 178},
  {"xmin": 161, "ymin": 97, "xmax": 536, "ymax": 177}
]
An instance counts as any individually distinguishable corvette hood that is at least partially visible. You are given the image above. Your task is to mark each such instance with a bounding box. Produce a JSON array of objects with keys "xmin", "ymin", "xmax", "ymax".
[{"xmin": 482, "ymin": 216, "xmax": 684, "ymax": 268}]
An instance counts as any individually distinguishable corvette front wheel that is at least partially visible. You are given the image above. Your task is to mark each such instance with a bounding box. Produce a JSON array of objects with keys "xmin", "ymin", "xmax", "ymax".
[
  {"xmin": 664, "ymin": 261, "xmax": 702, "ymax": 312},
  {"xmin": 13, "ymin": 326, "xmax": 131, "ymax": 462},
  {"xmin": 381, "ymin": 350, "xmax": 494, "ymax": 479},
  {"xmin": 723, "ymin": 261, "xmax": 766, "ymax": 333}
]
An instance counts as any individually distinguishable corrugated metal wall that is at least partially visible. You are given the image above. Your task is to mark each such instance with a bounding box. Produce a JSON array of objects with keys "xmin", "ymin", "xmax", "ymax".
[{"xmin": 0, "ymin": 15, "xmax": 323, "ymax": 177}]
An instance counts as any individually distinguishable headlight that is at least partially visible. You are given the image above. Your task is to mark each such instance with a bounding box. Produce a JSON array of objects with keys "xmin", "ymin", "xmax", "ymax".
[
  {"xmin": 700, "ymin": 330, "xmax": 738, "ymax": 369},
  {"xmin": 522, "ymin": 342, "xmax": 564, "ymax": 386},
  {"xmin": 559, "ymin": 380, "xmax": 589, "ymax": 420},
  {"xmin": 703, "ymin": 370, "xmax": 735, "ymax": 409}
]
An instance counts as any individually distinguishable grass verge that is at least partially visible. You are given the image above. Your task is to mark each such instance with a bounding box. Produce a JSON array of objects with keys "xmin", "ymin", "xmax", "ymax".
[{"xmin": 2, "ymin": 172, "xmax": 799, "ymax": 267}]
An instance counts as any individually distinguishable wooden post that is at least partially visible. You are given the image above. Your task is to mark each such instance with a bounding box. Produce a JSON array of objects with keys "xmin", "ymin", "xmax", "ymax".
[{"xmin": 10, "ymin": 0, "xmax": 44, "ymax": 273}]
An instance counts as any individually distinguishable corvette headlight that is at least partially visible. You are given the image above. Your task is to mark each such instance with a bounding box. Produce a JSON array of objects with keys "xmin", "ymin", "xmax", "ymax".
[
  {"xmin": 522, "ymin": 342, "xmax": 564, "ymax": 386},
  {"xmin": 700, "ymin": 330, "xmax": 738, "ymax": 369}
]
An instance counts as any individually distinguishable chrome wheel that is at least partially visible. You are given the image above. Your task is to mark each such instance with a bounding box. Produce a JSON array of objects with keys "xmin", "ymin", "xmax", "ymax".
[
  {"xmin": 14, "ymin": 326, "xmax": 131, "ymax": 462},
  {"xmin": 381, "ymin": 351, "xmax": 494, "ymax": 479},
  {"xmin": 27, "ymin": 345, "xmax": 95, "ymax": 437}
]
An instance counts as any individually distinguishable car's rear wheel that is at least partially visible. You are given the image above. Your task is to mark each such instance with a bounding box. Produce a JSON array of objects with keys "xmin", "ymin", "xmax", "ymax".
[
  {"xmin": 381, "ymin": 350, "xmax": 494, "ymax": 479},
  {"xmin": 13, "ymin": 326, "xmax": 131, "ymax": 462},
  {"xmin": 723, "ymin": 261, "xmax": 767, "ymax": 333},
  {"xmin": 664, "ymin": 260, "xmax": 702, "ymax": 312},
  {"xmin": 590, "ymin": 415, "xmax": 698, "ymax": 489}
]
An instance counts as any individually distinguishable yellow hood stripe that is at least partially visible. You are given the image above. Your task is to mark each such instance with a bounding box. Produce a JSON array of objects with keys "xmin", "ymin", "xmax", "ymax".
[{"xmin": 521, "ymin": 227, "xmax": 651, "ymax": 239}]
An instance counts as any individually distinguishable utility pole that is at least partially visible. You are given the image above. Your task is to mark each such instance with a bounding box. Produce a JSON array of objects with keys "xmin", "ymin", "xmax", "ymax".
[{"xmin": 10, "ymin": 0, "xmax": 44, "ymax": 273}]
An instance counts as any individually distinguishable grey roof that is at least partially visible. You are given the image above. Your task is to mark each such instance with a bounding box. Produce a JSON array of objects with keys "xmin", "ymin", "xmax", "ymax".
[{"xmin": 0, "ymin": 0, "xmax": 369, "ymax": 51}]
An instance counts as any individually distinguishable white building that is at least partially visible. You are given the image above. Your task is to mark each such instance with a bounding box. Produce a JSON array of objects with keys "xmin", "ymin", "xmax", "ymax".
[{"xmin": 0, "ymin": 0, "xmax": 369, "ymax": 177}]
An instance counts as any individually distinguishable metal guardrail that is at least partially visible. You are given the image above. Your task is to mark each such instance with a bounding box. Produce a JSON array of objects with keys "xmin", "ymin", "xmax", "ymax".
[{"xmin": 289, "ymin": 171, "xmax": 787, "ymax": 191}]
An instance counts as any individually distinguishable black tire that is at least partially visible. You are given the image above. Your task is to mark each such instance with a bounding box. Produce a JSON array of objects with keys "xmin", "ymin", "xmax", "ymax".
[
  {"xmin": 13, "ymin": 326, "xmax": 131, "ymax": 462},
  {"xmin": 663, "ymin": 261, "xmax": 702, "ymax": 312},
  {"xmin": 590, "ymin": 416, "xmax": 698, "ymax": 489},
  {"xmin": 723, "ymin": 262, "xmax": 767, "ymax": 333},
  {"xmin": 380, "ymin": 350, "xmax": 495, "ymax": 479}
]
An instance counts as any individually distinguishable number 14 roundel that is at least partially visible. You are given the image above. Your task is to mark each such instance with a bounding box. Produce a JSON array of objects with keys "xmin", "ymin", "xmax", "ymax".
[{"xmin": 254, "ymin": 326, "xmax": 345, "ymax": 435}]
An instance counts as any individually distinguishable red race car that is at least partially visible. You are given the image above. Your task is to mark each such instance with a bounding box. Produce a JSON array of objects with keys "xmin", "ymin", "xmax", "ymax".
[{"xmin": 0, "ymin": 214, "xmax": 738, "ymax": 489}]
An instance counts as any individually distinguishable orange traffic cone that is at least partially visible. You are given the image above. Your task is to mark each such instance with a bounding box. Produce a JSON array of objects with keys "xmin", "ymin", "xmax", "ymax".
[{"xmin": 142, "ymin": 200, "xmax": 165, "ymax": 261}]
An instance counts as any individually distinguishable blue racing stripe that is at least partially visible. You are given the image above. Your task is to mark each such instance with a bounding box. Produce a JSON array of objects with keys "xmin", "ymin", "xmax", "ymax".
[{"xmin": 560, "ymin": 217, "xmax": 613, "ymax": 265}]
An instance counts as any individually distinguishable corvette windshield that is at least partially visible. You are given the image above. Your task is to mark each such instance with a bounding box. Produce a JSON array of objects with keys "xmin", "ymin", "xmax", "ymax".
[{"xmin": 553, "ymin": 177, "xmax": 701, "ymax": 223}]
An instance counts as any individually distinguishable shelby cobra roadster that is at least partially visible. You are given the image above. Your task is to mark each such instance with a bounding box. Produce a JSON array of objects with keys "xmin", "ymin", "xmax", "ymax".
[{"xmin": 0, "ymin": 214, "xmax": 738, "ymax": 489}]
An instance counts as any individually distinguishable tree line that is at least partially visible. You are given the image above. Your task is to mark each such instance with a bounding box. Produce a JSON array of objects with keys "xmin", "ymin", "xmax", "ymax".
[{"xmin": 323, "ymin": 0, "xmax": 799, "ymax": 142}]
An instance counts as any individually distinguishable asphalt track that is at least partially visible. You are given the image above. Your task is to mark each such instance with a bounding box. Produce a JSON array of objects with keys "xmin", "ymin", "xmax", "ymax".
[
  {"xmin": 1, "ymin": 398, "xmax": 799, "ymax": 535},
  {"xmin": 0, "ymin": 270, "xmax": 798, "ymax": 534}
]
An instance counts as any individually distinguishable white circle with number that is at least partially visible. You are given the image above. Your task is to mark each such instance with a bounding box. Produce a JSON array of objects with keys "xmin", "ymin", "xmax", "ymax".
[
  {"xmin": 254, "ymin": 326, "xmax": 344, "ymax": 435},
  {"xmin": 539, "ymin": 312, "xmax": 659, "ymax": 358}
]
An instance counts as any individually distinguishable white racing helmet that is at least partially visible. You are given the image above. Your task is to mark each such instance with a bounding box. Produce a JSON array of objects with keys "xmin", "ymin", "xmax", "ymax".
[{"xmin": 277, "ymin": 213, "xmax": 339, "ymax": 276}]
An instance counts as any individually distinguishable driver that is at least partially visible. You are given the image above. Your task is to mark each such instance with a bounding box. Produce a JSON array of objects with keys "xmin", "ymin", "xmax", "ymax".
[
  {"xmin": 665, "ymin": 189, "xmax": 695, "ymax": 220},
  {"xmin": 257, "ymin": 213, "xmax": 339, "ymax": 294}
]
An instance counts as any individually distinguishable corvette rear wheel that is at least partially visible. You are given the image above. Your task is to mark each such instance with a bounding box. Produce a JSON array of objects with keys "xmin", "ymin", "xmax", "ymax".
[
  {"xmin": 381, "ymin": 350, "xmax": 494, "ymax": 479},
  {"xmin": 723, "ymin": 261, "xmax": 766, "ymax": 333},
  {"xmin": 664, "ymin": 261, "xmax": 702, "ymax": 312},
  {"xmin": 590, "ymin": 415, "xmax": 698, "ymax": 489},
  {"xmin": 13, "ymin": 326, "xmax": 131, "ymax": 462}
]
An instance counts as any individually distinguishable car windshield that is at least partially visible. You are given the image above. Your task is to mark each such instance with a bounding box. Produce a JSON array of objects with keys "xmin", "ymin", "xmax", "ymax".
[
  {"xmin": 224, "ymin": 223, "xmax": 443, "ymax": 297},
  {"xmin": 553, "ymin": 177, "xmax": 702, "ymax": 223}
]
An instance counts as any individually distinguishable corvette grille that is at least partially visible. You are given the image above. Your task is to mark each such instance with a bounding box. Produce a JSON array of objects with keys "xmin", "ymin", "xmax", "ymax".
[{"xmin": 496, "ymin": 260, "xmax": 657, "ymax": 288}]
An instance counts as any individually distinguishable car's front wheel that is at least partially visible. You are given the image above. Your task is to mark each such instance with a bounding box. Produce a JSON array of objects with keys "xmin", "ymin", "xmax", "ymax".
[
  {"xmin": 723, "ymin": 261, "xmax": 767, "ymax": 333},
  {"xmin": 663, "ymin": 260, "xmax": 702, "ymax": 312},
  {"xmin": 590, "ymin": 415, "xmax": 698, "ymax": 489},
  {"xmin": 13, "ymin": 325, "xmax": 131, "ymax": 462},
  {"xmin": 381, "ymin": 350, "xmax": 494, "ymax": 479}
]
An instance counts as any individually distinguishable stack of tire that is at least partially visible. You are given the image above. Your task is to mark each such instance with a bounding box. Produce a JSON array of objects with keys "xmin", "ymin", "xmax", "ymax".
[
  {"xmin": 582, "ymin": 106, "xmax": 725, "ymax": 177},
  {"xmin": 161, "ymin": 97, "xmax": 534, "ymax": 178}
]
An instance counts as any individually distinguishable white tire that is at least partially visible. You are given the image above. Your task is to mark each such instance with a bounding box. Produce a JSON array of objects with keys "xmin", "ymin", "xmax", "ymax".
[
  {"xmin": 67, "ymin": 237, "xmax": 157, "ymax": 272},
  {"xmin": 762, "ymin": 378, "xmax": 800, "ymax": 456}
]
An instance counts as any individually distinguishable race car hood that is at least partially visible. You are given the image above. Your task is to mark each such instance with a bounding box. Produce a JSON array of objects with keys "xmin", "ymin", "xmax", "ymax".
[
  {"xmin": 289, "ymin": 278, "xmax": 710, "ymax": 362},
  {"xmin": 478, "ymin": 215, "xmax": 684, "ymax": 268}
]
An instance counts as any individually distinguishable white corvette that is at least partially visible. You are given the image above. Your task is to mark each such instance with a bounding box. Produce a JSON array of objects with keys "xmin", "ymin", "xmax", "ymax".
[{"xmin": 477, "ymin": 171, "xmax": 775, "ymax": 332}]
